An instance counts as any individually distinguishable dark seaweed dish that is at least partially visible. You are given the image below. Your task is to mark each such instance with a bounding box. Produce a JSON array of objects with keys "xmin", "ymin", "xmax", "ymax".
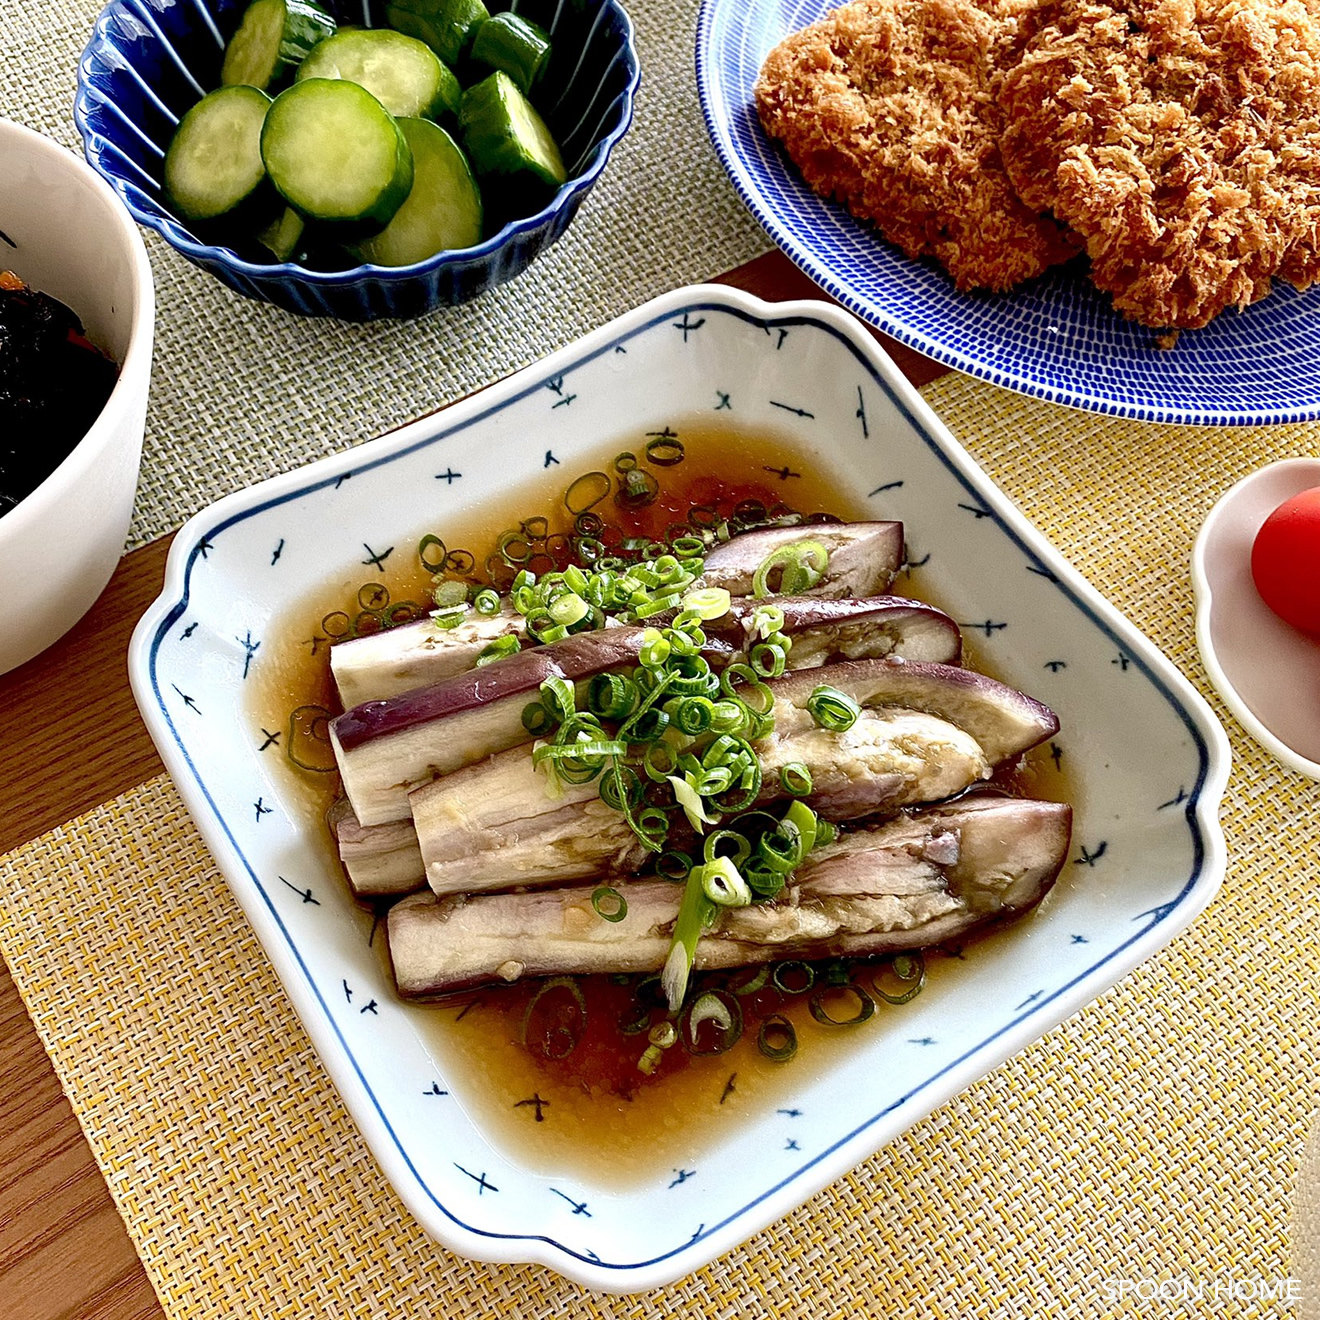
[{"xmin": 0, "ymin": 271, "xmax": 119, "ymax": 516}]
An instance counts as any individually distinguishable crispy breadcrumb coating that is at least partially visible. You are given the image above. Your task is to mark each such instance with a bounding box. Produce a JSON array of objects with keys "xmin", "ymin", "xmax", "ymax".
[
  {"xmin": 755, "ymin": 0, "xmax": 1079, "ymax": 292},
  {"xmin": 999, "ymin": 0, "xmax": 1320, "ymax": 327}
]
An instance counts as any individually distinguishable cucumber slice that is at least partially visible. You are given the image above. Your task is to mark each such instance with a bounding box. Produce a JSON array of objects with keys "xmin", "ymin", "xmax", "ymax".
[
  {"xmin": 261, "ymin": 79, "xmax": 414, "ymax": 229},
  {"xmin": 384, "ymin": 0, "xmax": 488, "ymax": 67},
  {"xmin": 165, "ymin": 85, "xmax": 272, "ymax": 221},
  {"xmin": 295, "ymin": 28, "xmax": 460, "ymax": 120},
  {"xmin": 459, "ymin": 71, "xmax": 566, "ymax": 189},
  {"xmin": 356, "ymin": 118, "xmax": 482, "ymax": 266},
  {"xmin": 257, "ymin": 205, "xmax": 305, "ymax": 260},
  {"xmin": 221, "ymin": 0, "xmax": 336, "ymax": 92},
  {"xmin": 469, "ymin": 12, "xmax": 551, "ymax": 94}
]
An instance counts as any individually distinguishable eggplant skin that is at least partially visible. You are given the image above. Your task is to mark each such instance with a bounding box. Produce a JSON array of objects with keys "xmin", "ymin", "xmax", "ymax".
[{"xmin": 387, "ymin": 797, "xmax": 1072, "ymax": 999}]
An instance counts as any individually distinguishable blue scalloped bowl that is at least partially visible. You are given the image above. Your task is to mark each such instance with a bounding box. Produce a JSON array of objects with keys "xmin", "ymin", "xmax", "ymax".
[
  {"xmin": 76, "ymin": 0, "xmax": 638, "ymax": 320},
  {"xmin": 697, "ymin": 0, "xmax": 1320, "ymax": 426}
]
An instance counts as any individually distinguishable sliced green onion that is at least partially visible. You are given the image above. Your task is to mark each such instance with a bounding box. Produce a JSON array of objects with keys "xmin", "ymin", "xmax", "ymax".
[
  {"xmin": 783, "ymin": 800, "xmax": 819, "ymax": 854},
  {"xmin": 870, "ymin": 952, "xmax": 926, "ymax": 1005},
  {"xmin": 522, "ymin": 702, "xmax": 554, "ymax": 736},
  {"xmin": 418, "ymin": 534, "xmax": 447, "ymax": 571},
  {"xmin": 656, "ymin": 850, "xmax": 692, "ymax": 881},
  {"xmin": 806, "ymin": 684, "xmax": 861, "ymax": 732},
  {"xmin": 669, "ymin": 774, "xmax": 720, "ymax": 831},
  {"xmin": 639, "ymin": 629, "xmax": 671, "ymax": 669},
  {"xmin": 431, "ymin": 579, "xmax": 468, "ymax": 608},
  {"xmin": 681, "ymin": 990, "xmax": 742, "ymax": 1055},
  {"xmin": 751, "ymin": 539, "xmax": 830, "ymax": 597},
  {"xmin": 703, "ymin": 829, "xmax": 751, "ymax": 866},
  {"xmin": 809, "ymin": 983, "xmax": 876, "ymax": 1026},
  {"xmin": 675, "ymin": 697, "xmax": 715, "ymax": 735},
  {"xmin": 701, "ymin": 856, "xmax": 752, "ymax": 907},
  {"xmin": 661, "ymin": 865, "xmax": 716, "ymax": 1010},
  {"xmin": 727, "ymin": 964, "xmax": 770, "ymax": 996},
  {"xmin": 473, "ymin": 588, "xmax": 501, "ymax": 615},
  {"xmin": 643, "ymin": 740, "xmax": 681, "ymax": 782},
  {"xmin": 520, "ymin": 976, "xmax": 587, "ymax": 1061},
  {"xmin": 476, "ymin": 635, "xmax": 520, "ymax": 666},
  {"xmin": 779, "ymin": 763, "xmax": 813, "ymax": 796},
  {"xmin": 599, "ymin": 761, "xmax": 643, "ymax": 813},
  {"xmin": 591, "ymin": 886, "xmax": 628, "ymax": 923},
  {"xmin": 772, "ymin": 961, "xmax": 815, "ymax": 994},
  {"xmin": 757, "ymin": 1014, "xmax": 798, "ymax": 1062},
  {"xmin": 620, "ymin": 706, "xmax": 670, "ymax": 744},
  {"xmin": 645, "ymin": 434, "xmax": 685, "ymax": 466},
  {"xmin": 744, "ymin": 863, "xmax": 785, "ymax": 899},
  {"xmin": 587, "ymin": 672, "xmax": 639, "ymax": 721},
  {"xmin": 750, "ymin": 641, "xmax": 787, "ymax": 679},
  {"xmin": 681, "ymin": 587, "xmax": 732, "ymax": 620},
  {"xmin": 430, "ymin": 607, "xmax": 468, "ymax": 630},
  {"xmin": 550, "ymin": 592, "xmax": 589, "ymax": 626},
  {"xmin": 750, "ymin": 604, "xmax": 784, "ymax": 640},
  {"xmin": 539, "ymin": 675, "xmax": 576, "ymax": 723},
  {"xmin": 814, "ymin": 817, "xmax": 838, "ymax": 849}
]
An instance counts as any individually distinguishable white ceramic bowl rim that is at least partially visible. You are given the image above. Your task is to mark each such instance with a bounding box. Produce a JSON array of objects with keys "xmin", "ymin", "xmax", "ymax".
[
  {"xmin": 0, "ymin": 118, "xmax": 154, "ymax": 540},
  {"xmin": 1191, "ymin": 457, "xmax": 1320, "ymax": 779},
  {"xmin": 129, "ymin": 285, "xmax": 1230, "ymax": 1289},
  {"xmin": 74, "ymin": 1, "xmax": 640, "ymax": 286}
]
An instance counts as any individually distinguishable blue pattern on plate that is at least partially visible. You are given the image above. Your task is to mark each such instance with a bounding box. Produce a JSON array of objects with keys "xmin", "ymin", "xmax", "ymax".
[
  {"xmin": 695, "ymin": 0, "xmax": 1320, "ymax": 425},
  {"xmin": 139, "ymin": 298, "xmax": 1222, "ymax": 1274},
  {"xmin": 76, "ymin": 0, "xmax": 638, "ymax": 320}
]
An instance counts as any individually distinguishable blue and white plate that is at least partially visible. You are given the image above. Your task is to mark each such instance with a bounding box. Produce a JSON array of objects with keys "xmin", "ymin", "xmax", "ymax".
[
  {"xmin": 697, "ymin": 0, "xmax": 1320, "ymax": 426},
  {"xmin": 130, "ymin": 285, "xmax": 1229, "ymax": 1289}
]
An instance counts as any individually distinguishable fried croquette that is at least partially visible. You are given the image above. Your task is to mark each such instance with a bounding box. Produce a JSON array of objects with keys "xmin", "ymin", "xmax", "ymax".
[
  {"xmin": 998, "ymin": 0, "xmax": 1320, "ymax": 327},
  {"xmin": 755, "ymin": 0, "xmax": 1080, "ymax": 293}
]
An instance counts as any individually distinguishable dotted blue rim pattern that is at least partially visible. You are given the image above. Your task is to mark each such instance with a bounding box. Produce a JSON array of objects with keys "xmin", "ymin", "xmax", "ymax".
[
  {"xmin": 75, "ymin": 0, "xmax": 639, "ymax": 319},
  {"xmin": 695, "ymin": 0, "xmax": 1320, "ymax": 427},
  {"xmin": 141, "ymin": 297, "xmax": 1222, "ymax": 1278}
]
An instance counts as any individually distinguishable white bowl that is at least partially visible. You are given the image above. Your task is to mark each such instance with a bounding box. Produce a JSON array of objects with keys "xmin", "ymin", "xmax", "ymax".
[
  {"xmin": 129, "ymin": 284, "xmax": 1229, "ymax": 1291},
  {"xmin": 0, "ymin": 118, "xmax": 153, "ymax": 675}
]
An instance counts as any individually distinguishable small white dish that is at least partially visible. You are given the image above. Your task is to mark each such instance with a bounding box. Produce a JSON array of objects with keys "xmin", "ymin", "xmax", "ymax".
[
  {"xmin": 1192, "ymin": 458, "xmax": 1320, "ymax": 778},
  {"xmin": 130, "ymin": 284, "xmax": 1230, "ymax": 1291},
  {"xmin": 0, "ymin": 118, "xmax": 154, "ymax": 676}
]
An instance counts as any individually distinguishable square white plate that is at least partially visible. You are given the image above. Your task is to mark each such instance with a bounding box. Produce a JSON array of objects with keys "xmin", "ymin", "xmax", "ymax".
[{"xmin": 130, "ymin": 284, "xmax": 1229, "ymax": 1291}]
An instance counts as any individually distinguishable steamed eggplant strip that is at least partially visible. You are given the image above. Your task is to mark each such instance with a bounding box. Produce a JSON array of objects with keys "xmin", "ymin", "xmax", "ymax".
[
  {"xmin": 330, "ymin": 598, "xmax": 967, "ymax": 827},
  {"xmin": 331, "ymin": 601, "xmax": 526, "ymax": 709},
  {"xmin": 411, "ymin": 706, "xmax": 991, "ymax": 898},
  {"xmin": 327, "ymin": 800, "xmax": 426, "ymax": 898},
  {"xmin": 387, "ymin": 797, "xmax": 1072, "ymax": 998},
  {"xmin": 328, "ymin": 522, "xmax": 906, "ymax": 709},
  {"xmin": 699, "ymin": 521, "xmax": 902, "ymax": 599},
  {"xmin": 330, "ymin": 626, "xmax": 649, "ymax": 826}
]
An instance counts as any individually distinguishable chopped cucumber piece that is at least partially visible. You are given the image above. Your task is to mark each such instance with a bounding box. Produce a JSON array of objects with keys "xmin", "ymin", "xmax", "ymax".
[
  {"xmin": 257, "ymin": 205, "xmax": 305, "ymax": 260},
  {"xmin": 356, "ymin": 118, "xmax": 482, "ymax": 266},
  {"xmin": 296, "ymin": 28, "xmax": 460, "ymax": 120},
  {"xmin": 385, "ymin": 0, "xmax": 488, "ymax": 67},
  {"xmin": 261, "ymin": 79, "xmax": 414, "ymax": 229},
  {"xmin": 459, "ymin": 71, "xmax": 566, "ymax": 189},
  {"xmin": 165, "ymin": 85, "xmax": 272, "ymax": 221},
  {"xmin": 470, "ymin": 12, "xmax": 551, "ymax": 94},
  {"xmin": 221, "ymin": 0, "xmax": 336, "ymax": 92}
]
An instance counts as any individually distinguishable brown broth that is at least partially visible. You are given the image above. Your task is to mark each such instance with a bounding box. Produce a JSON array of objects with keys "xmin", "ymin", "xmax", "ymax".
[{"xmin": 248, "ymin": 420, "xmax": 1069, "ymax": 1186}]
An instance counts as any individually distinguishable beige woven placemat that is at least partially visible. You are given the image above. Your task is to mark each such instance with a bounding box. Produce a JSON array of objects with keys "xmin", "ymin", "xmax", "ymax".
[
  {"xmin": 0, "ymin": 0, "xmax": 770, "ymax": 550},
  {"xmin": 3, "ymin": 374, "xmax": 1320, "ymax": 1317}
]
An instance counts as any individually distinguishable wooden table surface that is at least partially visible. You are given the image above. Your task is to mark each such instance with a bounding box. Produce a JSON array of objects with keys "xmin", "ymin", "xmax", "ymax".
[{"xmin": 0, "ymin": 251, "xmax": 951, "ymax": 1320}]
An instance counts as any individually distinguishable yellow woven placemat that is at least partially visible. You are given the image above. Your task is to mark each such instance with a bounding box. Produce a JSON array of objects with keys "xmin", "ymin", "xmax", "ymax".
[{"xmin": 3, "ymin": 372, "xmax": 1319, "ymax": 1314}]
